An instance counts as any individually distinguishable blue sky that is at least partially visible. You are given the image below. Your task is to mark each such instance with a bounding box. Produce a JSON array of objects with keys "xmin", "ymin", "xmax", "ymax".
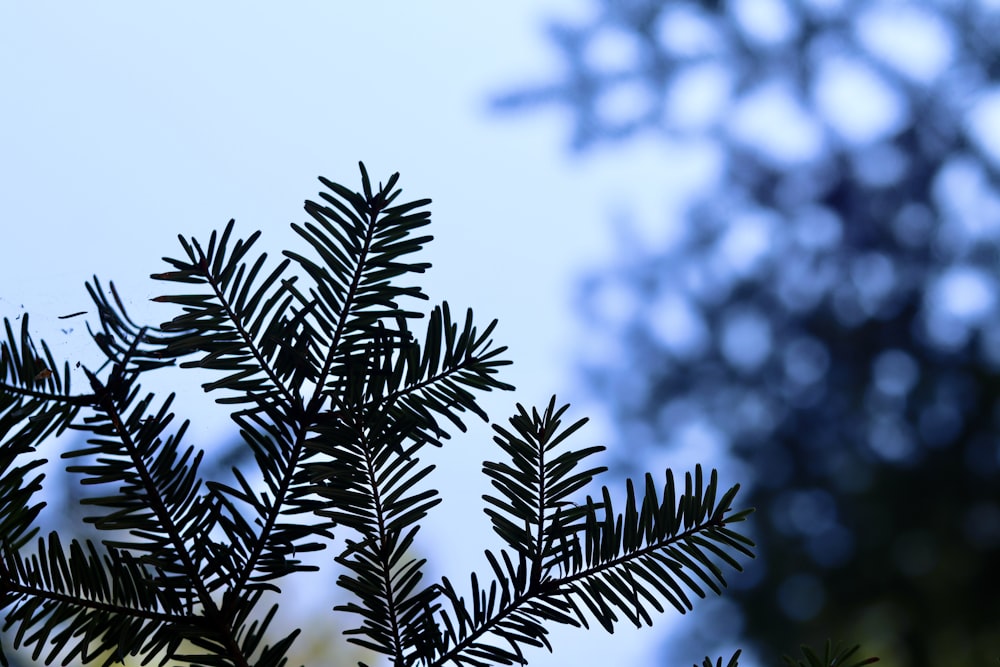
[{"xmin": 0, "ymin": 3, "xmax": 707, "ymax": 665}]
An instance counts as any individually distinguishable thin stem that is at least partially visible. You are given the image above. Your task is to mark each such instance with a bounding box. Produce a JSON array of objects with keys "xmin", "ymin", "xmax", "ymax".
[
  {"xmin": 307, "ymin": 199, "xmax": 383, "ymax": 416},
  {"xmin": 358, "ymin": 418, "xmax": 408, "ymax": 664},
  {"xmin": 89, "ymin": 374, "xmax": 249, "ymax": 667},
  {"xmin": 432, "ymin": 520, "xmax": 734, "ymax": 667},
  {"xmin": 1, "ymin": 577, "xmax": 192, "ymax": 628},
  {"xmin": 0, "ymin": 381, "xmax": 95, "ymax": 406}
]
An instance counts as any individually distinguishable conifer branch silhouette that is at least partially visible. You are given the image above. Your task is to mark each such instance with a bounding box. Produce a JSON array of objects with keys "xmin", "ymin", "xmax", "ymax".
[{"xmin": 0, "ymin": 164, "xmax": 779, "ymax": 666}]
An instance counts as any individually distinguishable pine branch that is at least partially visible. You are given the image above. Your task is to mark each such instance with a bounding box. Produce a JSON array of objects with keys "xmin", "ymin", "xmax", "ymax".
[
  {"xmin": 0, "ymin": 534, "xmax": 193, "ymax": 666},
  {"xmin": 215, "ymin": 402, "xmax": 332, "ymax": 605},
  {"xmin": 86, "ymin": 278, "xmax": 179, "ymax": 376},
  {"xmin": 64, "ymin": 370, "xmax": 252, "ymax": 667},
  {"xmin": 314, "ymin": 304, "xmax": 514, "ymax": 452},
  {"xmin": 782, "ymin": 641, "xmax": 879, "ymax": 667},
  {"xmin": 1, "ymin": 315, "xmax": 92, "ymax": 453},
  {"xmin": 306, "ymin": 373, "xmax": 444, "ymax": 662},
  {"xmin": 0, "ymin": 165, "xmax": 851, "ymax": 667},
  {"xmin": 149, "ymin": 220, "xmax": 299, "ymax": 408},
  {"xmin": 483, "ymin": 399, "xmax": 601, "ymax": 567},
  {"xmin": 426, "ymin": 400, "xmax": 754, "ymax": 667},
  {"xmin": 694, "ymin": 651, "xmax": 742, "ymax": 667},
  {"xmin": 290, "ymin": 164, "xmax": 433, "ymax": 417},
  {"xmin": 0, "ymin": 455, "xmax": 44, "ymax": 555}
]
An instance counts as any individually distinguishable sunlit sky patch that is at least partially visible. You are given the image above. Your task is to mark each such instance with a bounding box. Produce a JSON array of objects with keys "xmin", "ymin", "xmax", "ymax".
[
  {"xmin": 813, "ymin": 55, "xmax": 908, "ymax": 145},
  {"xmin": 967, "ymin": 87, "xmax": 1000, "ymax": 170},
  {"xmin": 729, "ymin": 79, "xmax": 826, "ymax": 165},
  {"xmin": 731, "ymin": 0, "xmax": 798, "ymax": 47},
  {"xmin": 855, "ymin": 3, "xmax": 955, "ymax": 84},
  {"xmin": 583, "ymin": 25, "xmax": 643, "ymax": 73}
]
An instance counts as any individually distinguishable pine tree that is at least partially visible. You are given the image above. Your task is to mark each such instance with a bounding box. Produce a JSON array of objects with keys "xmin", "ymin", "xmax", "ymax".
[{"xmin": 0, "ymin": 165, "xmax": 765, "ymax": 667}]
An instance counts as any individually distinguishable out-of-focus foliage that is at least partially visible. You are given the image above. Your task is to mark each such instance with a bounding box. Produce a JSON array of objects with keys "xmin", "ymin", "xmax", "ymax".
[{"xmin": 496, "ymin": 1, "xmax": 1000, "ymax": 665}]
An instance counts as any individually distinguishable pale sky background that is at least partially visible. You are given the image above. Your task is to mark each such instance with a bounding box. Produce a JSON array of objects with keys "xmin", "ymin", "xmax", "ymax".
[{"xmin": 0, "ymin": 4, "xmax": 718, "ymax": 666}]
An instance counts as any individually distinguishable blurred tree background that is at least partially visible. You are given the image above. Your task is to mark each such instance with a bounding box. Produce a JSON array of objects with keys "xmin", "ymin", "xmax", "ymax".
[{"xmin": 494, "ymin": 1, "xmax": 1000, "ymax": 666}]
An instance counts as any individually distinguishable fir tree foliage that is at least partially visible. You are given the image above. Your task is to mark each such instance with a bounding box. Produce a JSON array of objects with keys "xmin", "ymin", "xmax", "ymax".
[
  {"xmin": 781, "ymin": 641, "xmax": 879, "ymax": 667},
  {"xmin": 689, "ymin": 641, "xmax": 879, "ymax": 667},
  {"xmin": 0, "ymin": 164, "xmax": 756, "ymax": 666}
]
